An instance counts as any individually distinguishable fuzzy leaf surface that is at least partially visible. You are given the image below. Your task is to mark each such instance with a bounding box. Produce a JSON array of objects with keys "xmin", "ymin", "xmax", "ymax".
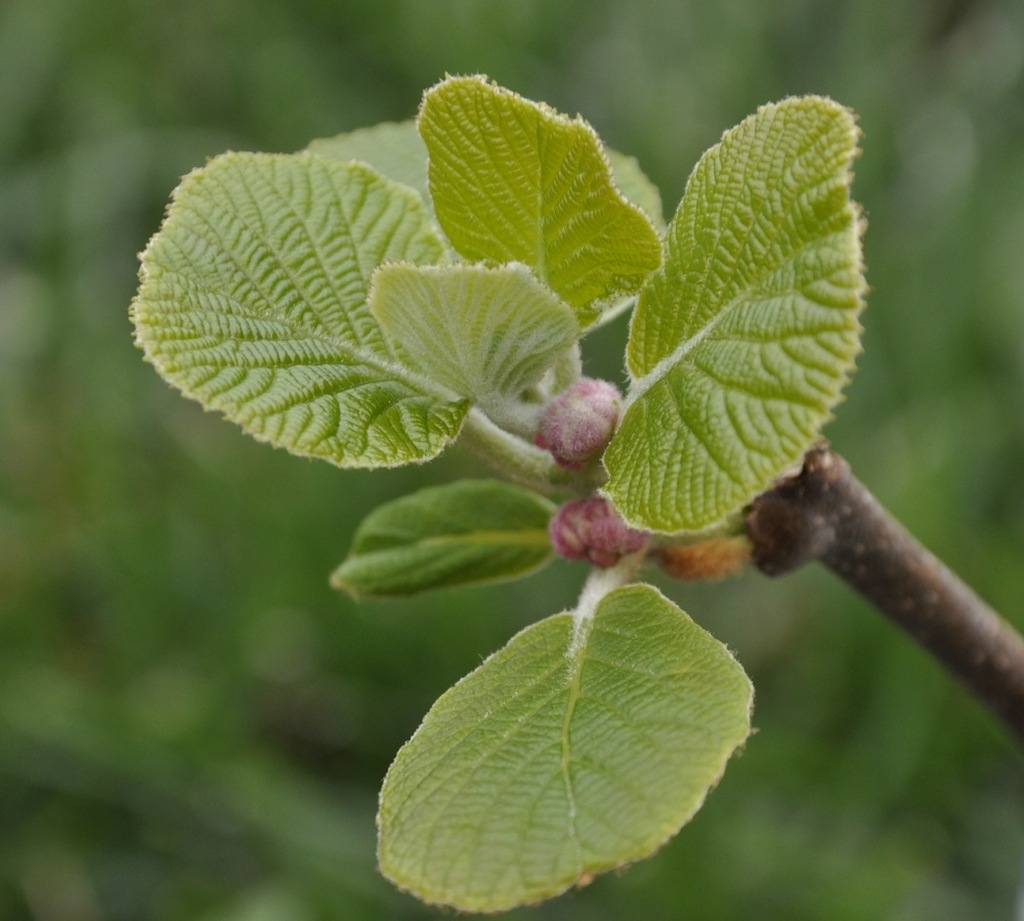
[
  {"xmin": 331, "ymin": 480, "xmax": 555, "ymax": 597},
  {"xmin": 419, "ymin": 75, "xmax": 662, "ymax": 322},
  {"xmin": 131, "ymin": 152, "xmax": 469, "ymax": 468},
  {"xmin": 378, "ymin": 583, "xmax": 753, "ymax": 911},
  {"xmin": 604, "ymin": 96, "xmax": 866, "ymax": 532},
  {"xmin": 307, "ymin": 119, "xmax": 663, "ymax": 231},
  {"xmin": 370, "ymin": 262, "xmax": 579, "ymax": 411},
  {"xmin": 305, "ymin": 121, "xmax": 431, "ymax": 205}
]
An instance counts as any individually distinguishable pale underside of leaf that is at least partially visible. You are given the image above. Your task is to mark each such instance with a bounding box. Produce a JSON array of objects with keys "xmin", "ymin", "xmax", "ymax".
[
  {"xmin": 331, "ymin": 480, "xmax": 555, "ymax": 597},
  {"xmin": 418, "ymin": 75, "xmax": 662, "ymax": 321},
  {"xmin": 604, "ymin": 96, "xmax": 866, "ymax": 533},
  {"xmin": 604, "ymin": 148, "xmax": 665, "ymax": 232},
  {"xmin": 305, "ymin": 121, "xmax": 431, "ymax": 205},
  {"xmin": 369, "ymin": 262, "xmax": 579, "ymax": 412},
  {"xmin": 131, "ymin": 152, "xmax": 470, "ymax": 468},
  {"xmin": 377, "ymin": 584, "xmax": 753, "ymax": 912}
]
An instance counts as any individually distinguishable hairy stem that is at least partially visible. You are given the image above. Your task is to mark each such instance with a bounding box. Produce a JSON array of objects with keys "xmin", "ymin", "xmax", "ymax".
[
  {"xmin": 459, "ymin": 409, "xmax": 575, "ymax": 494},
  {"xmin": 459, "ymin": 409, "xmax": 605, "ymax": 496},
  {"xmin": 746, "ymin": 443, "xmax": 1024, "ymax": 745}
]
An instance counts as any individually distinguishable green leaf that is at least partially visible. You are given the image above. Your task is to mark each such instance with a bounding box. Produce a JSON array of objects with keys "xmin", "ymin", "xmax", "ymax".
[
  {"xmin": 378, "ymin": 582, "xmax": 753, "ymax": 911},
  {"xmin": 418, "ymin": 75, "xmax": 662, "ymax": 322},
  {"xmin": 305, "ymin": 121, "xmax": 430, "ymax": 206},
  {"xmin": 131, "ymin": 151, "xmax": 471, "ymax": 468},
  {"xmin": 305, "ymin": 118, "xmax": 663, "ymax": 232},
  {"xmin": 604, "ymin": 96, "xmax": 866, "ymax": 533},
  {"xmin": 331, "ymin": 480, "xmax": 555, "ymax": 597},
  {"xmin": 605, "ymin": 148, "xmax": 665, "ymax": 231},
  {"xmin": 369, "ymin": 262, "xmax": 579, "ymax": 414}
]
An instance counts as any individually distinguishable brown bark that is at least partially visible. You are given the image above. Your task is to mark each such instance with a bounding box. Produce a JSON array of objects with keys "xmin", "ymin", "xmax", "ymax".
[{"xmin": 746, "ymin": 443, "xmax": 1024, "ymax": 745}]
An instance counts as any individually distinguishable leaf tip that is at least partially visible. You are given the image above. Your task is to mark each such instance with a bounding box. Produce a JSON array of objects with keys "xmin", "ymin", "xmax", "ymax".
[{"xmin": 327, "ymin": 564, "xmax": 361, "ymax": 600}]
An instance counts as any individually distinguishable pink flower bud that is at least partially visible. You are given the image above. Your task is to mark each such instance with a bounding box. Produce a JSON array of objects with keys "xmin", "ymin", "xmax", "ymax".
[
  {"xmin": 536, "ymin": 378, "xmax": 622, "ymax": 469},
  {"xmin": 548, "ymin": 497, "xmax": 649, "ymax": 568}
]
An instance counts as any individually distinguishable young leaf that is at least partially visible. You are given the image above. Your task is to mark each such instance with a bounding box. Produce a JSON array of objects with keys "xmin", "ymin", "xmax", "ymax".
[
  {"xmin": 605, "ymin": 148, "xmax": 666, "ymax": 231},
  {"xmin": 369, "ymin": 262, "xmax": 579, "ymax": 411},
  {"xmin": 306, "ymin": 119, "xmax": 663, "ymax": 231},
  {"xmin": 305, "ymin": 121, "xmax": 431, "ymax": 206},
  {"xmin": 131, "ymin": 152, "xmax": 471, "ymax": 468},
  {"xmin": 418, "ymin": 75, "xmax": 662, "ymax": 322},
  {"xmin": 377, "ymin": 583, "xmax": 753, "ymax": 911},
  {"xmin": 331, "ymin": 480, "xmax": 555, "ymax": 597},
  {"xmin": 604, "ymin": 96, "xmax": 866, "ymax": 533}
]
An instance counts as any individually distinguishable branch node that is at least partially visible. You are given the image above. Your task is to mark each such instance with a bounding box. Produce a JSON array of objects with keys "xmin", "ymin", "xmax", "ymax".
[{"xmin": 745, "ymin": 442, "xmax": 1024, "ymax": 745}]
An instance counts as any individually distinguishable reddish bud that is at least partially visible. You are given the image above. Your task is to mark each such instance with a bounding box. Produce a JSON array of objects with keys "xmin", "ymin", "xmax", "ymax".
[
  {"xmin": 536, "ymin": 378, "xmax": 622, "ymax": 469},
  {"xmin": 549, "ymin": 497, "xmax": 648, "ymax": 568}
]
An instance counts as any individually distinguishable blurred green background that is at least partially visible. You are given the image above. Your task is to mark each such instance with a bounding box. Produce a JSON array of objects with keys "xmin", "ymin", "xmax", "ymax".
[{"xmin": 2, "ymin": 0, "xmax": 1024, "ymax": 918}]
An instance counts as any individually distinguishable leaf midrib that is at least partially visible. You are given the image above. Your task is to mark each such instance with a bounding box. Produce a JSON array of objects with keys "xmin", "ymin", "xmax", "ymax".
[
  {"xmin": 626, "ymin": 228, "xmax": 850, "ymax": 409},
  {"xmin": 152, "ymin": 266, "xmax": 465, "ymax": 404},
  {"xmin": 627, "ymin": 111, "xmax": 843, "ymax": 406},
  {"xmin": 366, "ymin": 530, "xmax": 551, "ymax": 552},
  {"xmin": 199, "ymin": 153, "xmax": 404, "ymax": 358}
]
